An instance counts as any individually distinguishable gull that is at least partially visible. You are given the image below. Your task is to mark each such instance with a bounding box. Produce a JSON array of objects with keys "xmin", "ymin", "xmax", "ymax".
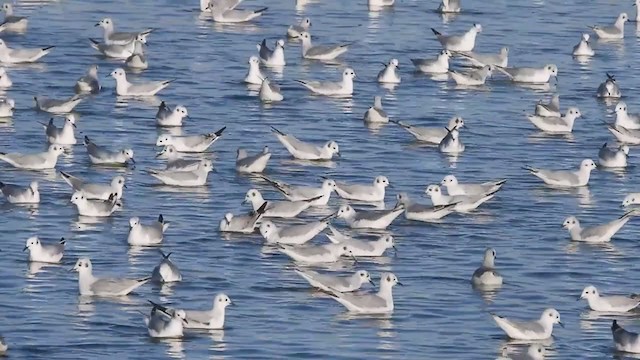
[
  {"xmin": 287, "ymin": 17, "xmax": 311, "ymax": 38},
  {"xmin": 524, "ymin": 159, "xmax": 596, "ymax": 187},
  {"xmin": 425, "ymin": 185, "xmax": 498, "ymax": 213},
  {"xmin": 535, "ymin": 94, "xmax": 560, "ymax": 117},
  {"xmin": 179, "ymin": 294, "xmax": 232, "ymax": 330},
  {"xmin": 449, "ymin": 65, "xmax": 492, "ymax": 86},
  {"xmin": 614, "ymin": 101, "xmax": 640, "ymax": 130},
  {"xmin": 40, "ymin": 115, "xmax": 77, "ymax": 145},
  {"xmin": 155, "ymin": 102, "xmax": 188, "ymax": 127},
  {"xmin": 259, "ymin": 78, "xmax": 283, "ymax": 102},
  {"xmin": 24, "ymin": 236, "xmax": 65, "ymax": 263},
  {"xmin": 369, "ymin": 0, "xmax": 395, "ymax": 6},
  {"xmin": 327, "ymin": 273, "xmax": 401, "ymax": 314},
  {"xmin": 244, "ymin": 56, "xmax": 264, "ymax": 85},
  {"xmin": 441, "ymin": 175, "xmax": 506, "ymax": 196},
  {"xmin": 95, "ymin": 17, "xmax": 152, "ymax": 45},
  {"xmin": 259, "ymin": 218, "xmax": 329, "ymax": 245},
  {"xmin": 151, "ymin": 251, "xmax": 182, "ymax": 283},
  {"xmin": 128, "ymin": 215, "xmax": 169, "ymax": 246},
  {"xmin": 295, "ymin": 269, "xmax": 373, "ymax": 293},
  {"xmin": 334, "ymin": 204, "xmax": 404, "ymax": 230},
  {"xmin": 454, "ymin": 47, "xmax": 509, "ymax": 68},
  {"xmin": 0, "ymin": 337, "xmax": 6, "ymax": 355},
  {"xmin": 84, "ymin": 136, "xmax": 135, "ymax": 165},
  {"xmin": 612, "ymin": 320, "xmax": 640, "ymax": 353},
  {"xmin": 148, "ymin": 159, "xmax": 213, "ymax": 187},
  {"xmin": 590, "ymin": 13, "xmax": 628, "ymax": 39},
  {"xmin": 236, "ymin": 146, "xmax": 271, "ymax": 173},
  {"xmin": 334, "ymin": 175, "xmax": 389, "ymax": 202},
  {"xmin": 495, "ymin": 64, "xmax": 558, "ymax": 84},
  {"xmin": 125, "ymin": 40, "xmax": 147, "ymax": 70},
  {"xmin": 579, "ymin": 285, "xmax": 640, "ymax": 312},
  {"xmin": 0, "ymin": 39, "xmax": 52, "ymax": 63},
  {"xmin": 378, "ymin": 59, "xmax": 400, "ymax": 84},
  {"xmin": 623, "ymin": 193, "xmax": 640, "ymax": 207},
  {"xmin": 598, "ymin": 143, "xmax": 629, "ymax": 168},
  {"xmin": 271, "ymin": 126, "xmax": 340, "ymax": 160},
  {"xmin": 74, "ymin": 65, "xmax": 100, "ymax": 94},
  {"xmin": 562, "ymin": 211, "xmax": 635, "ymax": 243},
  {"xmin": 437, "ymin": 0, "xmax": 461, "ymax": 13},
  {"xmin": 260, "ymin": 176, "xmax": 336, "ymax": 205},
  {"xmin": 70, "ymin": 191, "xmax": 119, "ymax": 217},
  {"xmin": 363, "ymin": 96, "xmax": 388, "ymax": 124},
  {"xmin": 34, "ymin": 94, "xmax": 83, "ymax": 114},
  {"xmin": 145, "ymin": 303, "xmax": 187, "ymax": 338},
  {"xmin": 607, "ymin": 125, "xmax": 640, "ymax": 145},
  {"xmin": 492, "ymin": 308, "xmax": 563, "ymax": 340},
  {"xmin": 72, "ymin": 258, "xmax": 150, "ymax": 296},
  {"xmin": 0, "ymin": 3, "xmax": 27, "ymax": 33},
  {"xmin": 219, "ymin": 202, "xmax": 267, "ymax": 233},
  {"xmin": 471, "ymin": 248, "xmax": 503, "ymax": 286},
  {"xmin": 395, "ymin": 193, "xmax": 456, "ymax": 222},
  {"xmin": 596, "ymin": 73, "xmax": 621, "ymax": 98},
  {"xmin": 279, "ymin": 243, "xmax": 355, "ymax": 264},
  {"xmin": 0, "ymin": 67, "xmax": 11, "ymax": 88},
  {"xmin": 431, "ymin": 24, "xmax": 482, "ymax": 52},
  {"xmin": 328, "ymin": 233, "xmax": 396, "ymax": 257},
  {"xmin": 205, "ymin": 1, "xmax": 267, "ymax": 23},
  {"xmin": 296, "ymin": 68, "xmax": 355, "ymax": 96},
  {"xmin": 0, "ymin": 144, "xmax": 64, "ymax": 170},
  {"xmin": 391, "ymin": 116, "xmax": 464, "ymax": 143},
  {"xmin": 295, "ymin": 31, "xmax": 350, "ymax": 60},
  {"xmin": 244, "ymin": 189, "xmax": 317, "ymax": 218},
  {"xmin": 60, "ymin": 171, "xmax": 126, "ymax": 200},
  {"xmin": 439, "ymin": 125, "xmax": 464, "ymax": 153},
  {"xmin": 498, "ymin": 344, "xmax": 546, "ymax": 360},
  {"xmin": 411, "ymin": 50, "xmax": 452, "ymax": 74},
  {"xmin": 526, "ymin": 107, "xmax": 582, "ymax": 133},
  {"xmin": 0, "ymin": 180, "xmax": 39, "ymax": 204},
  {"xmin": 0, "ymin": 98, "xmax": 14, "ymax": 117},
  {"xmin": 89, "ymin": 36, "xmax": 144, "ymax": 59},
  {"xmin": 257, "ymin": 39, "xmax": 285, "ymax": 66},
  {"xmin": 110, "ymin": 68, "xmax": 173, "ymax": 96},
  {"xmin": 200, "ymin": 0, "xmax": 242, "ymax": 12},
  {"xmin": 573, "ymin": 34, "xmax": 594, "ymax": 56},
  {"xmin": 156, "ymin": 127, "xmax": 225, "ymax": 153}
]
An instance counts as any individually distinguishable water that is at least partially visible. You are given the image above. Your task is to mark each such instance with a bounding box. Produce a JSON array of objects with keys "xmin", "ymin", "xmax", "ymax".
[{"xmin": 1, "ymin": 0, "xmax": 640, "ymax": 358}]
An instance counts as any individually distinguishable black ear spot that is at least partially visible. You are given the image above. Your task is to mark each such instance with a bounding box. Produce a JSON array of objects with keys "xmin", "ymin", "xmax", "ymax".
[{"xmin": 386, "ymin": 276, "xmax": 391, "ymax": 282}]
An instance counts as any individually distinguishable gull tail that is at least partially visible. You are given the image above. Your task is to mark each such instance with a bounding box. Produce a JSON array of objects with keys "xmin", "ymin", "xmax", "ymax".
[
  {"xmin": 431, "ymin": 28, "xmax": 442, "ymax": 36},
  {"xmin": 83, "ymin": 135, "xmax": 93, "ymax": 146},
  {"xmin": 159, "ymin": 249, "xmax": 172, "ymax": 260},
  {"xmin": 137, "ymin": 276, "xmax": 152, "ymax": 283},
  {"xmin": 212, "ymin": 126, "xmax": 226, "ymax": 137},
  {"xmin": 38, "ymin": 118, "xmax": 53, "ymax": 129},
  {"xmin": 389, "ymin": 119, "xmax": 410, "ymax": 129},
  {"xmin": 612, "ymin": 320, "xmax": 621, "ymax": 334},
  {"xmin": 162, "ymin": 79, "xmax": 176, "ymax": 86},
  {"xmin": 42, "ymin": 46, "xmax": 55, "ymax": 51},
  {"xmin": 270, "ymin": 126, "xmax": 286, "ymax": 136},
  {"xmin": 522, "ymin": 165, "xmax": 539, "ymax": 174}
]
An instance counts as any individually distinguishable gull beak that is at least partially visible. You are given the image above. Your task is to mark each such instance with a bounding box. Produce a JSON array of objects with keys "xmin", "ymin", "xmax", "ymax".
[
  {"xmin": 241, "ymin": 199, "xmax": 248, "ymax": 205},
  {"xmin": 392, "ymin": 245, "xmax": 398, "ymax": 253},
  {"xmin": 130, "ymin": 158, "xmax": 136, "ymax": 164},
  {"xmin": 68, "ymin": 267, "xmax": 76, "ymax": 272},
  {"xmin": 577, "ymin": 296, "xmax": 582, "ymax": 301},
  {"xmin": 336, "ymin": 152, "xmax": 341, "ymax": 158},
  {"xmin": 155, "ymin": 152, "xmax": 163, "ymax": 158},
  {"xmin": 228, "ymin": 301, "xmax": 235, "ymax": 307},
  {"xmin": 558, "ymin": 321, "xmax": 565, "ymax": 328},
  {"xmin": 22, "ymin": 246, "xmax": 28, "ymax": 251},
  {"xmin": 94, "ymin": 23, "xmax": 100, "ymax": 27},
  {"xmin": 368, "ymin": 279, "xmax": 375, "ymax": 286},
  {"xmin": 72, "ymin": 123, "xmax": 77, "ymax": 128},
  {"xmin": 123, "ymin": 184, "xmax": 128, "ymax": 189},
  {"xmin": 183, "ymin": 318, "xmax": 189, "ymax": 324},
  {"xmin": 397, "ymin": 281, "xmax": 404, "ymax": 286}
]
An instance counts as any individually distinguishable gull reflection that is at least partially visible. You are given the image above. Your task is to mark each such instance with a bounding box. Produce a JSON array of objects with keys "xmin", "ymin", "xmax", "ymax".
[
  {"xmin": 473, "ymin": 284, "xmax": 501, "ymax": 303},
  {"xmin": 161, "ymin": 338, "xmax": 185, "ymax": 360}
]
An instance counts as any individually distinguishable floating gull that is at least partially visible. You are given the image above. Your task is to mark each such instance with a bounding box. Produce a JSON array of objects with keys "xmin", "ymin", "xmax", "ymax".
[
  {"xmin": 524, "ymin": 159, "xmax": 596, "ymax": 187},
  {"xmin": 60, "ymin": 171, "xmax": 126, "ymax": 200},
  {"xmin": 84, "ymin": 136, "xmax": 135, "ymax": 165},
  {"xmin": 295, "ymin": 269, "xmax": 373, "ymax": 292},
  {"xmin": 425, "ymin": 184, "xmax": 497, "ymax": 212},
  {"xmin": 598, "ymin": 143, "xmax": 629, "ymax": 168},
  {"xmin": 562, "ymin": 211, "xmax": 635, "ymax": 243},
  {"xmin": 128, "ymin": 215, "xmax": 169, "ymax": 246},
  {"xmin": 24, "ymin": 236, "xmax": 65, "ymax": 263},
  {"xmin": 236, "ymin": 146, "xmax": 271, "ymax": 173},
  {"xmin": 279, "ymin": 243, "xmax": 355, "ymax": 264},
  {"xmin": 378, "ymin": 58, "xmax": 400, "ymax": 84},
  {"xmin": 244, "ymin": 56, "xmax": 264, "ymax": 85},
  {"xmin": 148, "ymin": 159, "xmax": 213, "ymax": 187},
  {"xmin": 145, "ymin": 301, "xmax": 187, "ymax": 338},
  {"xmin": 437, "ymin": 0, "xmax": 460, "ymax": 13},
  {"xmin": 0, "ymin": 180, "xmax": 39, "ymax": 204},
  {"xmin": 0, "ymin": 39, "xmax": 52, "ymax": 63},
  {"xmin": 535, "ymin": 94, "xmax": 560, "ymax": 117},
  {"xmin": 439, "ymin": 125, "xmax": 464, "ymax": 153},
  {"xmin": 454, "ymin": 47, "xmax": 508, "ymax": 68},
  {"xmin": 363, "ymin": 96, "xmax": 388, "ymax": 124},
  {"xmin": 327, "ymin": 272, "xmax": 401, "ymax": 314},
  {"xmin": 89, "ymin": 36, "xmax": 144, "ymax": 59},
  {"xmin": 492, "ymin": 308, "xmax": 563, "ymax": 340},
  {"xmin": 449, "ymin": 65, "xmax": 492, "ymax": 86},
  {"xmin": 334, "ymin": 204, "xmax": 404, "ymax": 229},
  {"xmin": 72, "ymin": 258, "xmax": 149, "ymax": 296},
  {"xmin": 526, "ymin": 107, "xmax": 582, "ymax": 133},
  {"xmin": 156, "ymin": 146, "xmax": 202, "ymax": 172},
  {"xmin": 259, "ymin": 78, "xmax": 283, "ymax": 102},
  {"xmin": 334, "ymin": 175, "xmax": 389, "ymax": 202},
  {"xmin": 471, "ymin": 248, "xmax": 503, "ymax": 286},
  {"xmin": 70, "ymin": 191, "xmax": 119, "ymax": 217},
  {"xmin": 260, "ymin": 176, "xmax": 336, "ymax": 205},
  {"xmin": 294, "ymin": 31, "xmax": 349, "ymax": 60},
  {"xmin": 259, "ymin": 218, "xmax": 329, "ymax": 245},
  {"xmin": 441, "ymin": 175, "xmax": 506, "ymax": 196},
  {"xmin": 41, "ymin": 115, "xmax": 77, "ymax": 145},
  {"xmin": 155, "ymin": 127, "xmax": 225, "ymax": 152},
  {"xmin": 614, "ymin": 101, "xmax": 640, "ymax": 130},
  {"xmin": 328, "ymin": 233, "xmax": 396, "ymax": 257},
  {"xmin": 392, "ymin": 116, "xmax": 464, "ymax": 143},
  {"xmin": 596, "ymin": 73, "xmax": 621, "ymax": 98},
  {"xmin": 296, "ymin": 68, "xmax": 355, "ymax": 96},
  {"xmin": 34, "ymin": 94, "xmax": 83, "ymax": 114},
  {"xmin": 219, "ymin": 202, "xmax": 267, "ymax": 233},
  {"xmin": 495, "ymin": 64, "xmax": 558, "ymax": 84},
  {"xmin": 612, "ymin": 320, "xmax": 640, "ymax": 353},
  {"xmin": 155, "ymin": 102, "xmax": 188, "ymax": 127},
  {"xmin": 590, "ymin": 13, "xmax": 628, "ymax": 39},
  {"xmin": 0, "ymin": 144, "xmax": 64, "ymax": 170},
  {"xmin": 395, "ymin": 193, "xmax": 456, "ymax": 221},
  {"xmin": 243, "ymin": 188, "xmax": 317, "ymax": 218},
  {"xmin": 579, "ymin": 285, "xmax": 640, "ymax": 312},
  {"xmin": 95, "ymin": 17, "xmax": 152, "ymax": 45},
  {"xmin": 205, "ymin": 1, "xmax": 267, "ymax": 23},
  {"xmin": 181, "ymin": 293, "xmax": 232, "ymax": 330},
  {"xmin": 271, "ymin": 126, "xmax": 340, "ymax": 160},
  {"xmin": 411, "ymin": 50, "xmax": 451, "ymax": 74},
  {"xmin": 431, "ymin": 24, "xmax": 482, "ymax": 52},
  {"xmin": 257, "ymin": 39, "xmax": 285, "ymax": 66},
  {"xmin": 0, "ymin": 98, "xmax": 14, "ymax": 117},
  {"xmin": 110, "ymin": 68, "xmax": 173, "ymax": 96},
  {"xmin": 572, "ymin": 34, "xmax": 594, "ymax": 56},
  {"xmin": 287, "ymin": 17, "xmax": 311, "ymax": 38},
  {"xmin": 151, "ymin": 251, "xmax": 182, "ymax": 283},
  {"xmin": 0, "ymin": 3, "xmax": 27, "ymax": 33}
]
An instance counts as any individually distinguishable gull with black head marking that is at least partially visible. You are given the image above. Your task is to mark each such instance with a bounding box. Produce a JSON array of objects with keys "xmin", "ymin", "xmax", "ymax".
[
  {"xmin": 72, "ymin": 257, "xmax": 150, "ymax": 296},
  {"xmin": 391, "ymin": 116, "xmax": 464, "ymax": 143},
  {"xmin": 326, "ymin": 272, "xmax": 401, "ymax": 314},
  {"xmin": 294, "ymin": 31, "xmax": 349, "ymax": 60},
  {"xmin": 84, "ymin": 136, "xmax": 134, "ymax": 165},
  {"xmin": 395, "ymin": 193, "xmax": 456, "ymax": 221},
  {"xmin": 271, "ymin": 126, "xmax": 339, "ymax": 160},
  {"xmin": 598, "ymin": 143, "xmax": 629, "ymax": 168},
  {"xmin": 295, "ymin": 269, "xmax": 373, "ymax": 293},
  {"xmin": 0, "ymin": 144, "xmax": 64, "ymax": 170},
  {"xmin": 219, "ymin": 202, "xmax": 267, "ymax": 233},
  {"xmin": 562, "ymin": 211, "xmax": 636, "ymax": 243},
  {"xmin": 334, "ymin": 204, "xmax": 404, "ymax": 230},
  {"xmin": 0, "ymin": 180, "xmax": 39, "ymax": 204},
  {"xmin": 128, "ymin": 214, "xmax": 169, "ymax": 246},
  {"xmin": 297, "ymin": 68, "xmax": 356, "ymax": 96},
  {"xmin": 524, "ymin": 159, "xmax": 596, "ymax": 187},
  {"xmin": 259, "ymin": 217, "xmax": 330, "ymax": 245},
  {"xmin": 260, "ymin": 176, "xmax": 336, "ymax": 205},
  {"xmin": 156, "ymin": 127, "xmax": 225, "ymax": 153},
  {"xmin": 257, "ymin": 39, "xmax": 285, "ymax": 66},
  {"xmin": 24, "ymin": 236, "xmax": 65, "ymax": 263},
  {"xmin": 236, "ymin": 146, "xmax": 271, "ymax": 173},
  {"xmin": 431, "ymin": 24, "xmax": 482, "ymax": 52},
  {"xmin": 472, "ymin": 248, "xmax": 502, "ymax": 286},
  {"xmin": 492, "ymin": 308, "xmax": 563, "ymax": 340},
  {"xmin": 411, "ymin": 50, "xmax": 452, "ymax": 74}
]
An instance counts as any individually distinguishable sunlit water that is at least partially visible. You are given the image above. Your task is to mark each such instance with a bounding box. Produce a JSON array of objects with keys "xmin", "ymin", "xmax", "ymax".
[{"xmin": 2, "ymin": 0, "xmax": 640, "ymax": 358}]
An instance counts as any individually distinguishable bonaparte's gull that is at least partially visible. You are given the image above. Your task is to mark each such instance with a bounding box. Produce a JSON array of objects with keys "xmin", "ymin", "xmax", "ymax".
[
  {"xmin": 151, "ymin": 251, "xmax": 182, "ymax": 283},
  {"xmin": 41, "ymin": 115, "xmax": 77, "ymax": 145},
  {"xmin": 0, "ymin": 144, "xmax": 64, "ymax": 170},
  {"xmin": 219, "ymin": 202, "xmax": 267, "ymax": 233},
  {"xmin": 294, "ymin": 31, "xmax": 349, "ymax": 61},
  {"xmin": 125, "ymin": 41, "xmax": 147, "ymax": 70},
  {"xmin": 327, "ymin": 272, "xmax": 401, "ymax": 314},
  {"xmin": 84, "ymin": 136, "xmax": 135, "ymax": 165},
  {"xmin": 244, "ymin": 56, "xmax": 264, "ymax": 85},
  {"xmin": 535, "ymin": 94, "xmax": 560, "ymax": 117},
  {"xmin": 0, "ymin": 39, "xmax": 52, "ymax": 63},
  {"xmin": 334, "ymin": 204, "xmax": 404, "ymax": 229},
  {"xmin": 596, "ymin": 73, "xmax": 621, "ymax": 98},
  {"xmin": 271, "ymin": 126, "xmax": 340, "ymax": 160},
  {"xmin": 0, "ymin": 336, "xmax": 6, "ymax": 355},
  {"xmin": 287, "ymin": 17, "xmax": 311, "ymax": 38},
  {"xmin": 201, "ymin": 0, "xmax": 241, "ymax": 12},
  {"xmin": 236, "ymin": 146, "xmax": 271, "ymax": 173},
  {"xmin": 328, "ymin": 233, "xmax": 396, "ymax": 257},
  {"xmin": 205, "ymin": 1, "xmax": 267, "ymax": 23},
  {"xmin": 297, "ymin": 68, "xmax": 355, "ymax": 96},
  {"xmin": 155, "ymin": 102, "xmax": 188, "ymax": 127},
  {"xmin": 260, "ymin": 176, "xmax": 336, "ymax": 205},
  {"xmin": 0, "ymin": 67, "xmax": 11, "ymax": 88},
  {"xmin": 0, "ymin": 98, "xmax": 14, "ymax": 117},
  {"xmin": 598, "ymin": 143, "xmax": 629, "ymax": 168},
  {"xmin": 147, "ymin": 159, "xmax": 213, "ymax": 187},
  {"xmin": 431, "ymin": 24, "xmax": 482, "ymax": 52},
  {"xmin": 562, "ymin": 211, "xmax": 635, "ymax": 243},
  {"xmin": 334, "ymin": 176, "xmax": 389, "ymax": 202},
  {"xmin": 495, "ymin": 64, "xmax": 558, "ymax": 84},
  {"xmin": 24, "ymin": 236, "xmax": 65, "ymax": 263},
  {"xmin": 472, "ymin": 248, "xmax": 503, "ymax": 286},
  {"xmin": 573, "ymin": 34, "xmax": 595, "ymax": 56},
  {"xmin": 257, "ymin": 39, "xmax": 285, "ymax": 66},
  {"xmin": 455, "ymin": 47, "xmax": 509, "ymax": 68},
  {"xmin": 260, "ymin": 218, "xmax": 329, "ymax": 245},
  {"xmin": 437, "ymin": 0, "xmax": 461, "ymax": 13},
  {"xmin": 110, "ymin": 68, "xmax": 173, "ymax": 96},
  {"xmin": 162, "ymin": 294, "xmax": 232, "ymax": 330},
  {"xmin": 72, "ymin": 258, "xmax": 150, "ymax": 296},
  {"xmin": 60, "ymin": 171, "xmax": 125, "ymax": 200},
  {"xmin": 89, "ymin": 36, "xmax": 144, "ymax": 59},
  {"xmin": 391, "ymin": 116, "xmax": 464, "ymax": 143},
  {"xmin": 296, "ymin": 269, "xmax": 372, "ymax": 292},
  {"xmin": 498, "ymin": 344, "xmax": 546, "ymax": 360},
  {"xmin": 524, "ymin": 159, "xmax": 596, "ymax": 187},
  {"xmin": 607, "ymin": 125, "xmax": 640, "ymax": 145},
  {"xmin": 156, "ymin": 145, "xmax": 202, "ymax": 171},
  {"xmin": 449, "ymin": 65, "xmax": 493, "ymax": 86},
  {"xmin": 145, "ymin": 302, "xmax": 187, "ymax": 338},
  {"xmin": 439, "ymin": 125, "xmax": 464, "ymax": 153},
  {"xmin": 526, "ymin": 107, "xmax": 582, "ymax": 133},
  {"xmin": 614, "ymin": 101, "xmax": 640, "ymax": 129},
  {"xmin": 579, "ymin": 286, "xmax": 640, "ymax": 312},
  {"xmin": 0, "ymin": 3, "xmax": 27, "ymax": 33},
  {"xmin": 279, "ymin": 243, "xmax": 355, "ymax": 264},
  {"xmin": 395, "ymin": 193, "xmax": 456, "ymax": 221},
  {"xmin": 0, "ymin": 180, "xmax": 39, "ymax": 204},
  {"xmin": 95, "ymin": 17, "xmax": 152, "ymax": 45},
  {"xmin": 259, "ymin": 78, "xmax": 283, "ymax": 102},
  {"xmin": 378, "ymin": 59, "xmax": 400, "ymax": 84},
  {"xmin": 34, "ymin": 95, "xmax": 83, "ymax": 114},
  {"xmin": 128, "ymin": 215, "xmax": 169, "ymax": 246},
  {"xmin": 156, "ymin": 128, "xmax": 225, "ymax": 153},
  {"xmin": 425, "ymin": 184, "xmax": 497, "ymax": 212},
  {"xmin": 492, "ymin": 308, "xmax": 563, "ymax": 340},
  {"xmin": 75, "ymin": 65, "xmax": 100, "ymax": 94},
  {"xmin": 70, "ymin": 191, "xmax": 120, "ymax": 217},
  {"xmin": 441, "ymin": 175, "xmax": 506, "ymax": 196},
  {"xmin": 243, "ymin": 189, "xmax": 317, "ymax": 218},
  {"xmin": 363, "ymin": 96, "xmax": 388, "ymax": 123},
  {"xmin": 612, "ymin": 320, "xmax": 640, "ymax": 353},
  {"xmin": 590, "ymin": 13, "xmax": 628, "ymax": 39},
  {"xmin": 411, "ymin": 50, "xmax": 451, "ymax": 74}
]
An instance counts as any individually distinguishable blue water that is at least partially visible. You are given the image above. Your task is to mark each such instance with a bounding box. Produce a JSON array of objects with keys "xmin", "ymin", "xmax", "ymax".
[{"xmin": 2, "ymin": 0, "xmax": 640, "ymax": 358}]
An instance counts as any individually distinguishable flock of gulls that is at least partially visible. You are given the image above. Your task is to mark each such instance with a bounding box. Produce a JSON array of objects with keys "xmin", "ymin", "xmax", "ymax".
[{"xmin": 2, "ymin": 0, "xmax": 640, "ymax": 357}]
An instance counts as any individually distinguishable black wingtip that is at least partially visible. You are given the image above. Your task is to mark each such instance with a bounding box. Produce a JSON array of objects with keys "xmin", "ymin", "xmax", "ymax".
[
  {"xmin": 160, "ymin": 250, "xmax": 172, "ymax": 259},
  {"xmin": 612, "ymin": 320, "xmax": 620, "ymax": 333},
  {"xmin": 215, "ymin": 126, "xmax": 226, "ymax": 136},
  {"xmin": 0, "ymin": 181, "xmax": 4, "ymax": 188},
  {"xmin": 42, "ymin": 46, "xmax": 55, "ymax": 51},
  {"xmin": 431, "ymin": 28, "xmax": 441, "ymax": 36},
  {"xmin": 270, "ymin": 126, "xmax": 284, "ymax": 135},
  {"xmin": 158, "ymin": 214, "xmax": 164, "ymax": 223},
  {"xmin": 257, "ymin": 201, "xmax": 268, "ymax": 214},
  {"xmin": 59, "ymin": 237, "xmax": 66, "ymax": 245},
  {"xmin": 255, "ymin": 7, "xmax": 268, "ymax": 14}
]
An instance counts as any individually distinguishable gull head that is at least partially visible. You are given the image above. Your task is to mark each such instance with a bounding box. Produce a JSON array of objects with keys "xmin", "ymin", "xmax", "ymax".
[
  {"xmin": 580, "ymin": 159, "xmax": 597, "ymax": 172},
  {"xmin": 387, "ymin": 58, "xmax": 399, "ymax": 69},
  {"xmin": 355, "ymin": 270, "xmax": 374, "ymax": 286},
  {"xmin": 198, "ymin": 159, "xmax": 214, "ymax": 172},
  {"xmin": 121, "ymin": 149, "xmax": 134, "ymax": 161},
  {"xmin": 244, "ymin": 189, "xmax": 264, "ymax": 206},
  {"xmin": 615, "ymin": 101, "xmax": 627, "ymax": 114},
  {"xmin": 447, "ymin": 116, "xmax": 464, "ymax": 130},
  {"xmin": 173, "ymin": 105, "xmax": 189, "ymax": 119},
  {"xmin": 441, "ymin": 174, "xmax": 459, "ymax": 186},
  {"xmin": 374, "ymin": 175, "xmax": 390, "ymax": 188},
  {"xmin": 343, "ymin": 68, "xmax": 356, "ymax": 80},
  {"xmin": 619, "ymin": 12, "xmax": 629, "ymax": 23},
  {"xmin": 562, "ymin": 216, "xmax": 579, "ymax": 230},
  {"xmin": 96, "ymin": 17, "xmax": 114, "ymax": 30},
  {"xmin": 580, "ymin": 285, "xmax": 599, "ymax": 300},
  {"xmin": 440, "ymin": 49, "xmax": 452, "ymax": 58},
  {"xmin": 129, "ymin": 217, "xmax": 140, "ymax": 228},
  {"xmin": 156, "ymin": 134, "xmax": 173, "ymax": 146},
  {"xmin": 395, "ymin": 193, "xmax": 410, "ymax": 207},
  {"xmin": 381, "ymin": 272, "xmax": 402, "ymax": 287},
  {"xmin": 1, "ymin": 3, "xmax": 12, "ymax": 13},
  {"xmin": 622, "ymin": 193, "xmax": 640, "ymax": 207},
  {"xmin": 483, "ymin": 248, "xmax": 496, "ymax": 266},
  {"xmin": 540, "ymin": 308, "xmax": 562, "ymax": 327},
  {"xmin": 48, "ymin": 144, "xmax": 65, "ymax": 156},
  {"xmin": 70, "ymin": 191, "xmax": 86, "ymax": 205},
  {"xmin": 248, "ymin": 55, "xmax": 260, "ymax": 66},
  {"xmin": 379, "ymin": 234, "xmax": 396, "ymax": 250},
  {"xmin": 110, "ymin": 68, "xmax": 126, "ymax": 80},
  {"xmin": 214, "ymin": 293, "xmax": 232, "ymax": 309},
  {"xmin": 620, "ymin": 144, "xmax": 631, "ymax": 155},
  {"xmin": 322, "ymin": 179, "xmax": 337, "ymax": 191},
  {"xmin": 544, "ymin": 64, "xmax": 558, "ymax": 77},
  {"xmin": 276, "ymin": 39, "xmax": 285, "ymax": 49},
  {"xmin": 72, "ymin": 257, "xmax": 92, "ymax": 273},
  {"xmin": 173, "ymin": 309, "xmax": 188, "ymax": 323},
  {"xmin": 424, "ymin": 184, "xmax": 442, "ymax": 197},
  {"xmin": 336, "ymin": 205, "xmax": 355, "ymax": 219},
  {"xmin": 565, "ymin": 107, "xmax": 581, "ymax": 119},
  {"xmin": 111, "ymin": 176, "xmax": 126, "ymax": 190},
  {"xmin": 259, "ymin": 221, "xmax": 276, "ymax": 238},
  {"xmin": 301, "ymin": 17, "xmax": 312, "ymax": 28},
  {"xmin": 337, "ymin": 244, "xmax": 355, "ymax": 258},
  {"xmin": 24, "ymin": 236, "xmax": 40, "ymax": 251},
  {"xmin": 324, "ymin": 141, "xmax": 340, "ymax": 156},
  {"xmin": 472, "ymin": 23, "xmax": 483, "ymax": 32},
  {"xmin": 297, "ymin": 31, "xmax": 312, "ymax": 43},
  {"xmin": 65, "ymin": 114, "xmax": 77, "ymax": 127},
  {"xmin": 527, "ymin": 344, "xmax": 546, "ymax": 358}
]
